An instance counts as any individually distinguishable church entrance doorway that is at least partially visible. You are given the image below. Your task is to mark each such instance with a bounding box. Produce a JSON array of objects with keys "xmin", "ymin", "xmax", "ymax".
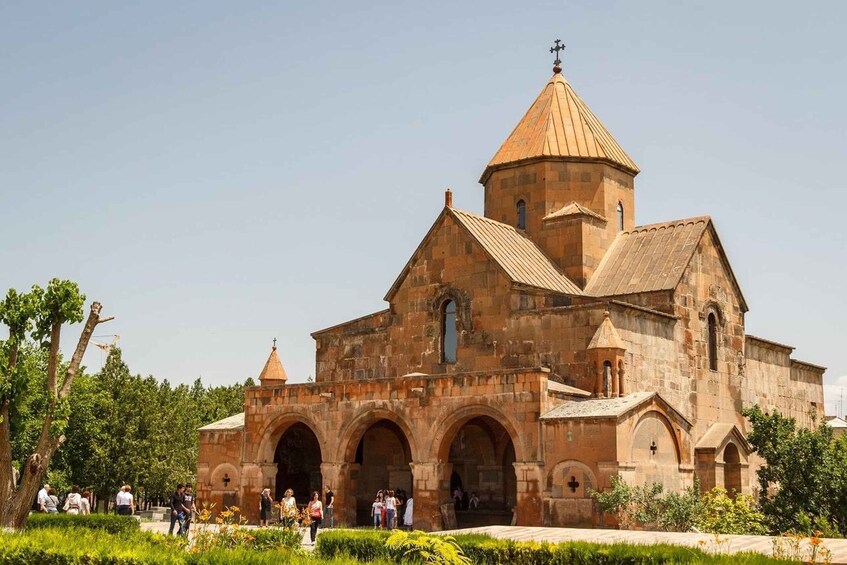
[
  {"xmin": 350, "ymin": 419, "xmax": 412, "ymax": 526},
  {"xmin": 274, "ymin": 423, "xmax": 322, "ymax": 507},
  {"xmin": 446, "ymin": 416, "xmax": 516, "ymax": 527},
  {"xmin": 723, "ymin": 443, "xmax": 741, "ymax": 496}
]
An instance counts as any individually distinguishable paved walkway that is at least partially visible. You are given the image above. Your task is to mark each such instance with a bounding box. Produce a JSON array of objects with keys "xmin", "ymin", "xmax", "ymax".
[{"xmin": 440, "ymin": 525, "xmax": 847, "ymax": 564}]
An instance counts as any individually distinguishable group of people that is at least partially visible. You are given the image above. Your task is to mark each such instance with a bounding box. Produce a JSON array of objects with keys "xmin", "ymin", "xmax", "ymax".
[
  {"xmin": 167, "ymin": 483, "xmax": 197, "ymax": 536},
  {"xmin": 371, "ymin": 488, "xmax": 412, "ymax": 529},
  {"xmin": 452, "ymin": 486, "xmax": 480, "ymax": 511},
  {"xmin": 36, "ymin": 484, "xmax": 92, "ymax": 515},
  {"xmin": 259, "ymin": 485, "xmax": 334, "ymax": 544}
]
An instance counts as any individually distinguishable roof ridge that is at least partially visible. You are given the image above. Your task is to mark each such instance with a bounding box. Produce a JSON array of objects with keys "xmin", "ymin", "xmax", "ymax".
[{"xmin": 628, "ymin": 215, "xmax": 711, "ymax": 233}]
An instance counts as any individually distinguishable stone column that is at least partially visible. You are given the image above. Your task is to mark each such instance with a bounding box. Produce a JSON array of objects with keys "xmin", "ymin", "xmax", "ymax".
[
  {"xmin": 321, "ymin": 462, "xmax": 352, "ymax": 526},
  {"xmin": 617, "ymin": 364, "xmax": 625, "ymax": 397},
  {"xmin": 410, "ymin": 461, "xmax": 451, "ymax": 531},
  {"xmin": 240, "ymin": 463, "xmax": 263, "ymax": 524},
  {"xmin": 512, "ymin": 461, "xmax": 544, "ymax": 526}
]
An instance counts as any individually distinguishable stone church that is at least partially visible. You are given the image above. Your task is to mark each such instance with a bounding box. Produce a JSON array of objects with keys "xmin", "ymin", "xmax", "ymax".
[{"xmin": 196, "ymin": 55, "xmax": 825, "ymax": 529}]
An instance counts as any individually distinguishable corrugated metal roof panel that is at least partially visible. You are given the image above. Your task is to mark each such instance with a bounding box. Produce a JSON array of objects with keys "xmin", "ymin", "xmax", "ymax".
[
  {"xmin": 451, "ymin": 208, "xmax": 582, "ymax": 295},
  {"xmin": 585, "ymin": 217, "xmax": 711, "ymax": 297}
]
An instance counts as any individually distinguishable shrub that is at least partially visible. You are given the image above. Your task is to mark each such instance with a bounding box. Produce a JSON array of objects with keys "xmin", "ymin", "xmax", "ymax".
[
  {"xmin": 314, "ymin": 529, "xmax": 794, "ymax": 565},
  {"xmin": 26, "ymin": 512, "xmax": 141, "ymax": 534},
  {"xmin": 590, "ymin": 476, "xmax": 703, "ymax": 532},
  {"xmin": 696, "ymin": 488, "xmax": 768, "ymax": 535},
  {"xmin": 385, "ymin": 530, "xmax": 469, "ymax": 564},
  {"xmin": 316, "ymin": 529, "xmax": 391, "ymax": 560}
]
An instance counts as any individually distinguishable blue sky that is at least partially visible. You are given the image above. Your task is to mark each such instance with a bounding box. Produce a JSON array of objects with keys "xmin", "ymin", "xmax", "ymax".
[{"xmin": 1, "ymin": 1, "xmax": 845, "ymax": 415}]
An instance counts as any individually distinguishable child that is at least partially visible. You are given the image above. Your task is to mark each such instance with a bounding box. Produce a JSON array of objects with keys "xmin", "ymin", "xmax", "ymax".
[{"xmin": 371, "ymin": 495, "xmax": 384, "ymax": 528}]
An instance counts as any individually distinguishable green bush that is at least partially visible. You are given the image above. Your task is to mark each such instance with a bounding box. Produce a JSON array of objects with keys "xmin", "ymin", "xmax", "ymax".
[
  {"xmin": 696, "ymin": 488, "xmax": 768, "ymax": 535},
  {"xmin": 316, "ymin": 529, "xmax": 794, "ymax": 565},
  {"xmin": 385, "ymin": 530, "xmax": 469, "ymax": 564},
  {"xmin": 316, "ymin": 529, "xmax": 392, "ymax": 560},
  {"xmin": 26, "ymin": 512, "xmax": 142, "ymax": 534}
]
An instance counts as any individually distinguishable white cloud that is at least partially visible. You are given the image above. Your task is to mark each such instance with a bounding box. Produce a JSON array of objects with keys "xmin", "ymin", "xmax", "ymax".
[{"xmin": 823, "ymin": 375, "xmax": 847, "ymax": 418}]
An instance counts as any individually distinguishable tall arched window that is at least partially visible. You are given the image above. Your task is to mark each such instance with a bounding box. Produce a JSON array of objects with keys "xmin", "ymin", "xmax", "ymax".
[
  {"xmin": 516, "ymin": 200, "xmax": 526, "ymax": 230},
  {"xmin": 442, "ymin": 300, "xmax": 457, "ymax": 364},
  {"xmin": 616, "ymin": 202, "xmax": 624, "ymax": 231},
  {"xmin": 708, "ymin": 313, "xmax": 718, "ymax": 371}
]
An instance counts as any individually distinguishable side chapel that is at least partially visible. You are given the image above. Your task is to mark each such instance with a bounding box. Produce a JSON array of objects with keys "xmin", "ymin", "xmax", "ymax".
[{"xmin": 196, "ymin": 47, "xmax": 825, "ymax": 529}]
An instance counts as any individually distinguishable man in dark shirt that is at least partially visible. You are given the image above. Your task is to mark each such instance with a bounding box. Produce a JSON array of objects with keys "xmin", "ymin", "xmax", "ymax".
[
  {"xmin": 179, "ymin": 484, "xmax": 195, "ymax": 536},
  {"xmin": 168, "ymin": 484, "xmax": 184, "ymax": 535},
  {"xmin": 324, "ymin": 485, "xmax": 335, "ymax": 528}
]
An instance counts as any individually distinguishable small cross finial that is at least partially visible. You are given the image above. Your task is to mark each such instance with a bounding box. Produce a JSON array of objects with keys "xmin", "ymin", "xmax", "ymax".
[
  {"xmin": 272, "ymin": 337, "xmax": 277, "ymax": 351},
  {"xmin": 550, "ymin": 39, "xmax": 565, "ymax": 73}
]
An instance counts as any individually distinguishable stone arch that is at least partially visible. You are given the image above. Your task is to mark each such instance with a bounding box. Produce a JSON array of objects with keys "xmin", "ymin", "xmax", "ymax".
[
  {"xmin": 255, "ymin": 412, "xmax": 328, "ymax": 466},
  {"xmin": 722, "ymin": 443, "xmax": 742, "ymax": 496},
  {"xmin": 432, "ymin": 404, "xmax": 526, "ymax": 463},
  {"xmin": 336, "ymin": 406, "xmax": 419, "ymax": 463},
  {"xmin": 210, "ymin": 462, "xmax": 240, "ymax": 490},
  {"xmin": 338, "ymin": 407, "xmax": 417, "ymax": 526},
  {"xmin": 547, "ymin": 459, "xmax": 596, "ymax": 498},
  {"xmin": 699, "ymin": 300, "xmax": 726, "ymax": 327},
  {"xmin": 630, "ymin": 410, "xmax": 685, "ymax": 490},
  {"xmin": 629, "ymin": 410, "xmax": 682, "ymax": 465},
  {"xmin": 433, "ymin": 405, "xmax": 524, "ymax": 525}
]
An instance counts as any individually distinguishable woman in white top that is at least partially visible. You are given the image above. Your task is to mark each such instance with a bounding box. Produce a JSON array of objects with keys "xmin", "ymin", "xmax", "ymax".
[
  {"xmin": 384, "ymin": 489, "xmax": 397, "ymax": 529},
  {"xmin": 80, "ymin": 491, "xmax": 92, "ymax": 515},
  {"xmin": 63, "ymin": 485, "xmax": 83, "ymax": 514},
  {"xmin": 280, "ymin": 488, "xmax": 297, "ymax": 526},
  {"xmin": 307, "ymin": 490, "xmax": 323, "ymax": 544},
  {"xmin": 116, "ymin": 484, "xmax": 134, "ymax": 515}
]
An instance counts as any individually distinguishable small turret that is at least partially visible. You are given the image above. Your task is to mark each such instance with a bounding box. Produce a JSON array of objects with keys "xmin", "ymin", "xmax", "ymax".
[{"xmin": 259, "ymin": 338, "xmax": 288, "ymax": 385}]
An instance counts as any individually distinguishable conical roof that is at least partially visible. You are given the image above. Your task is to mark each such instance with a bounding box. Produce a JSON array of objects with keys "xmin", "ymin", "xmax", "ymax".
[
  {"xmin": 259, "ymin": 345, "xmax": 288, "ymax": 384},
  {"xmin": 587, "ymin": 311, "xmax": 625, "ymax": 350},
  {"xmin": 481, "ymin": 71, "xmax": 639, "ymax": 183}
]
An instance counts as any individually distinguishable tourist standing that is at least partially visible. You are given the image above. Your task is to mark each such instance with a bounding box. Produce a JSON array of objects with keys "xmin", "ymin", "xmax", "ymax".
[
  {"xmin": 324, "ymin": 485, "xmax": 334, "ymax": 528},
  {"xmin": 307, "ymin": 490, "xmax": 323, "ymax": 544},
  {"xmin": 384, "ymin": 489, "xmax": 397, "ymax": 529},
  {"xmin": 403, "ymin": 497, "xmax": 413, "ymax": 530},
  {"xmin": 180, "ymin": 484, "xmax": 196, "ymax": 536},
  {"xmin": 116, "ymin": 485, "xmax": 134, "ymax": 516},
  {"xmin": 37, "ymin": 483, "xmax": 50, "ymax": 512},
  {"xmin": 64, "ymin": 485, "xmax": 83, "ymax": 514},
  {"xmin": 259, "ymin": 488, "xmax": 272, "ymax": 527},
  {"xmin": 469, "ymin": 492, "xmax": 480, "ymax": 510},
  {"xmin": 80, "ymin": 491, "xmax": 92, "ymax": 515},
  {"xmin": 168, "ymin": 484, "xmax": 185, "ymax": 535},
  {"xmin": 280, "ymin": 488, "xmax": 297, "ymax": 527},
  {"xmin": 395, "ymin": 490, "xmax": 405, "ymax": 527},
  {"xmin": 43, "ymin": 488, "xmax": 59, "ymax": 513},
  {"xmin": 371, "ymin": 494, "xmax": 383, "ymax": 528}
]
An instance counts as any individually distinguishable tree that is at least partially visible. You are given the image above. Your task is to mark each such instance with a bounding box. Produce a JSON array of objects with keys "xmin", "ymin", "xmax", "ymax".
[
  {"xmin": 0, "ymin": 280, "xmax": 110, "ymax": 529},
  {"xmin": 744, "ymin": 405, "xmax": 847, "ymax": 535}
]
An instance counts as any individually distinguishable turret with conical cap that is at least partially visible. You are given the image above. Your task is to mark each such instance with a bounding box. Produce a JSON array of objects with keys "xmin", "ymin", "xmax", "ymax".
[{"xmin": 259, "ymin": 338, "xmax": 288, "ymax": 385}]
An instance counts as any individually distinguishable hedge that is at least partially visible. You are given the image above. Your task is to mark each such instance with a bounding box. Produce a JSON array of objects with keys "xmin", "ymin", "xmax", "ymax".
[
  {"xmin": 0, "ymin": 527, "xmax": 393, "ymax": 565},
  {"xmin": 26, "ymin": 513, "xmax": 141, "ymax": 534},
  {"xmin": 316, "ymin": 529, "xmax": 796, "ymax": 564}
]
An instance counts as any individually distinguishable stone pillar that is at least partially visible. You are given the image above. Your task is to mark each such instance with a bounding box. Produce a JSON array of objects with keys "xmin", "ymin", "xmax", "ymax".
[
  {"xmin": 410, "ymin": 461, "xmax": 451, "ymax": 531},
  {"xmin": 321, "ymin": 462, "xmax": 352, "ymax": 526},
  {"xmin": 617, "ymin": 364, "xmax": 625, "ymax": 397},
  {"xmin": 240, "ymin": 463, "xmax": 263, "ymax": 524},
  {"xmin": 512, "ymin": 461, "xmax": 544, "ymax": 526},
  {"xmin": 594, "ymin": 363, "xmax": 603, "ymax": 398}
]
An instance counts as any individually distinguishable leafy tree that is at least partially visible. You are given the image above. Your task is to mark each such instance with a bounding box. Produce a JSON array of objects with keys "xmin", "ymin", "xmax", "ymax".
[
  {"xmin": 744, "ymin": 405, "xmax": 847, "ymax": 535},
  {"xmin": 0, "ymin": 280, "xmax": 110, "ymax": 529}
]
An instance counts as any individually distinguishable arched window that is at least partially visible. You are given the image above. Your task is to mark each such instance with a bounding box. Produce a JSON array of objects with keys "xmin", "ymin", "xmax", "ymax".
[
  {"xmin": 616, "ymin": 202, "xmax": 624, "ymax": 231},
  {"xmin": 708, "ymin": 313, "xmax": 718, "ymax": 371},
  {"xmin": 516, "ymin": 200, "xmax": 526, "ymax": 230},
  {"xmin": 442, "ymin": 300, "xmax": 457, "ymax": 364}
]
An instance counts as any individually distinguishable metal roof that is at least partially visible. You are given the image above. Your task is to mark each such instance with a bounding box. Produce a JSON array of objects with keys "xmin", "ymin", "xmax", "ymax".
[
  {"xmin": 544, "ymin": 202, "xmax": 607, "ymax": 223},
  {"xmin": 198, "ymin": 412, "xmax": 245, "ymax": 431},
  {"xmin": 585, "ymin": 217, "xmax": 710, "ymax": 297},
  {"xmin": 540, "ymin": 391, "xmax": 655, "ymax": 420},
  {"xmin": 482, "ymin": 72, "xmax": 639, "ymax": 183},
  {"xmin": 451, "ymin": 208, "xmax": 583, "ymax": 295}
]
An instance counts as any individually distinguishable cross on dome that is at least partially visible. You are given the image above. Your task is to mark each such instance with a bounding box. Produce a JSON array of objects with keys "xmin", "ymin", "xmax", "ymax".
[{"xmin": 550, "ymin": 39, "xmax": 565, "ymax": 73}]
